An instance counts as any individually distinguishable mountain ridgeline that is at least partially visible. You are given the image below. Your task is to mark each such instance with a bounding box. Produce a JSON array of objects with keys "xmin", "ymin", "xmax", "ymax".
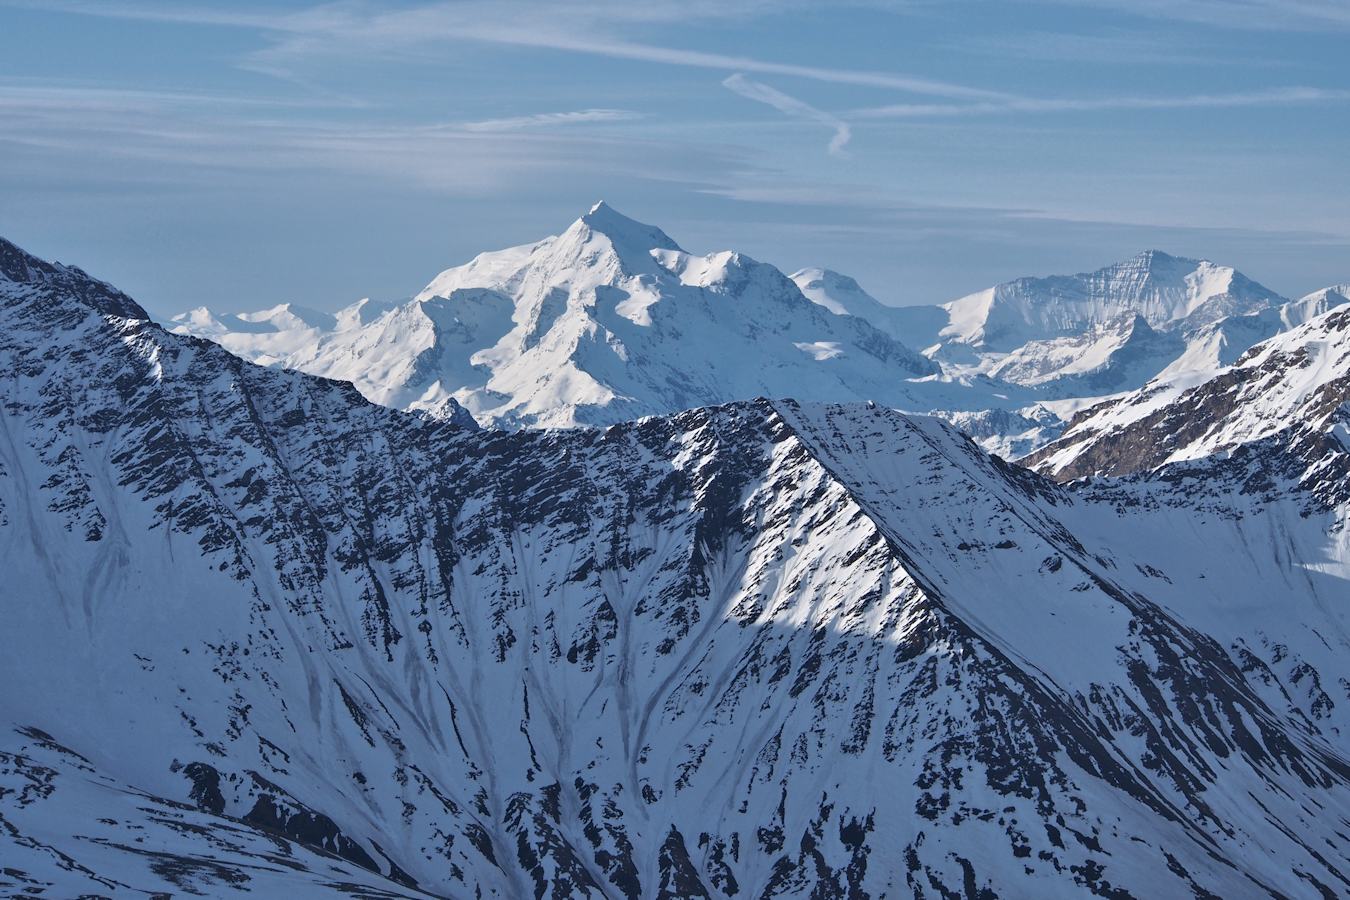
[
  {"xmin": 3, "ymin": 231, "xmax": 1350, "ymax": 897},
  {"xmin": 175, "ymin": 203, "xmax": 940, "ymax": 429},
  {"xmin": 172, "ymin": 204, "xmax": 1348, "ymax": 460}
]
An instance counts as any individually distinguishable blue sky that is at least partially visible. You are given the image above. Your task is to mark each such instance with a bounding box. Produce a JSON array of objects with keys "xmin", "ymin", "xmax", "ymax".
[{"xmin": 2, "ymin": 0, "xmax": 1348, "ymax": 316}]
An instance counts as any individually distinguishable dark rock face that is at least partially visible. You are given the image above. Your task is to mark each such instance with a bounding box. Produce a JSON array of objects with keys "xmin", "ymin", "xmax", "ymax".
[
  {"xmin": 2, "ymin": 237, "xmax": 1350, "ymax": 898},
  {"xmin": 0, "ymin": 236, "xmax": 149, "ymax": 321},
  {"xmin": 1024, "ymin": 307, "xmax": 1350, "ymax": 508}
]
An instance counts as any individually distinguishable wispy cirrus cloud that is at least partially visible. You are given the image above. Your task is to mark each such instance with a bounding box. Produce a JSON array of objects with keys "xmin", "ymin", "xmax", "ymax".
[
  {"xmin": 21, "ymin": 0, "xmax": 1342, "ymax": 122},
  {"xmin": 0, "ymin": 82, "xmax": 750, "ymax": 197},
  {"xmin": 391, "ymin": 28, "xmax": 1011, "ymax": 101},
  {"xmin": 0, "ymin": 82, "xmax": 363, "ymax": 112},
  {"xmin": 852, "ymin": 86, "xmax": 1350, "ymax": 119},
  {"xmin": 1040, "ymin": 0, "xmax": 1350, "ymax": 30},
  {"xmin": 7, "ymin": 0, "xmax": 1014, "ymax": 101},
  {"xmin": 722, "ymin": 74, "xmax": 852, "ymax": 156},
  {"xmin": 949, "ymin": 29, "xmax": 1240, "ymax": 66},
  {"xmin": 461, "ymin": 109, "xmax": 643, "ymax": 132}
]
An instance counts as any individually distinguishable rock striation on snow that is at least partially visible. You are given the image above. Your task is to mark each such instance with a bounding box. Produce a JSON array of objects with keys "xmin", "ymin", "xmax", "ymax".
[
  {"xmin": 1026, "ymin": 301, "xmax": 1350, "ymax": 495},
  {"xmin": 5, "ymin": 235, "xmax": 1350, "ymax": 897},
  {"xmin": 801, "ymin": 249, "xmax": 1333, "ymax": 393}
]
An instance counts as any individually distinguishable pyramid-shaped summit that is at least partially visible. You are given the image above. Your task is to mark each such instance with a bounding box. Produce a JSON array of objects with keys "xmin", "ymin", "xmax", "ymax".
[
  {"xmin": 573, "ymin": 200, "xmax": 682, "ymax": 255},
  {"xmin": 171, "ymin": 202, "xmax": 941, "ymax": 427}
]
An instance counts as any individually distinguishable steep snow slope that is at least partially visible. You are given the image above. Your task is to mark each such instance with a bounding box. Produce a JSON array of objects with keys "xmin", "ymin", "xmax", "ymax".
[
  {"xmin": 936, "ymin": 250, "xmax": 1283, "ymax": 352},
  {"xmin": 172, "ymin": 203, "xmax": 941, "ymax": 429},
  {"xmin": 1153, "ymin": 285, "xmax": 1350, "ymax": 381},
  {"xmin": 790, "ymin": 267, "xmax": 888, "ymax": 317},
  {"xmin": 789, "ymin": 253, "xmax": 1319, "ymax": 437},
  {"xmin": 789, "ymin": 267, "xmax": 948, "ymax": 349},
  {"xmin": 984, "ymin": 313, "xmax": 1186, "ymax": 396},
  {"xmin": 1, "ymin": 726, "xmax": 427, "ymax": 898},
  {"xmin": 1021, "ymin": 306, "xmax": 1350, "ymax": 764},
  {"xmin": 7, "ymin": 236, "xmax": 1350, "ymax": 897},
  {"xmin": 1285, "ymin": 283, "xmax": 1350, "ymax": 325},
  {"xmin": 1026, "ymin": 304, "xmax": 1350, "ymax": 486}
]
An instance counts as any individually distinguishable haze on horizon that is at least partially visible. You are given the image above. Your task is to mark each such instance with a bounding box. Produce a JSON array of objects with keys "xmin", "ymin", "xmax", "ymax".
[{"xmin": 1, "ymin": 0, "xmax": 1348, "ymax": 317}]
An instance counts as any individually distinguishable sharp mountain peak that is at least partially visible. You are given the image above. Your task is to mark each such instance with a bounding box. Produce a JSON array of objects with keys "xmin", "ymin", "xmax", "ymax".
[
  {"xmin": 570, "ymin": 200, "xmax": 683, "ymax": 255},
  {"xmin": 0, "ymin": 235, "xmax": 150, "ymax": 322}
]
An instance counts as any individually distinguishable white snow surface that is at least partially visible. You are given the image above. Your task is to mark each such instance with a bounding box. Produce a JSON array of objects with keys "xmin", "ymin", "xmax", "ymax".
[
  {"xmin": 173, "ymin": 203, "xmax": 944, "ymax": 430},
  {"xmin": 934, "ymin": 250, "xmax": 1276, "ymax": 350},
  {"xmin": 171, "ymin": 211, "xmax": 1342, "ymax": 463},
  {"xmin": 813, "ymin": 250, "xmax": 1299, "ymax": 402},
  {"xmin": 5, "ymin": 235, "xmax": 1350, "ymax": 897},
  {"xmin": 1029, "ymin": 303, "xmax": 1350, "ymax": 478},
  {"xmin": 795, "ymin": 255, "xmax": 1350, "ymax": 451}
]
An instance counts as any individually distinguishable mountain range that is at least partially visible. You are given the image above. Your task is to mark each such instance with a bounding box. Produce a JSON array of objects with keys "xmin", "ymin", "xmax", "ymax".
[
  {"xmin": 170, "ymin": 205, "xmax": 1348, "ymax": 463},
  {"xmin": 795, "ymin": 251, "xmax": 1347, "ymax": 402},
  {"xmin": 174, "ymin": 203, "xmax": 944, "ymax": 430},
  {"xmin": 4, "ymin": 220, "xmax": 1350, "ymax": 898}
]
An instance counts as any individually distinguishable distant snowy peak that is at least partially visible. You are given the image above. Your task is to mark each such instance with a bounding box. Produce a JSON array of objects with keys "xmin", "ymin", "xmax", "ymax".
[
  {"xmin": 790, "ymin": 266, "xmax": 949, "ymax": 348},
  {"xmin": 1153, "ymin": 284, "xmax": 1350, "ymax": 381},
  {"xmin": 416, "ymin": 201, "xmax": 680, "ymax": 305},
  {"xmin": 168, "ymin": 213, "xmax": 1327, "ymax": 458},
  {"xmin": 794, "ymin": 249, "xmax": 1306, "ymax": 408},
  {"xmin": 1026, "ymin": 303, "xmax": 1350, "ymax": 488},
  {"xmin": 985, "ymin": 312, "xmax": 1185, "ymax": 396},
  {"xmin": 1287, "ymin": 283, "xmax": 1350, "ymax": 325},
  {"xmin": 575, "ymin": 198, "xmax": 683, "ymax": 259},
  {"xmin": 171, "ymin": 303, "xmax": 335, "ymax": 337},
  {"xmin": 940, "ymin": 250, "xmax": 1284, "ymax": 351},
  {"xmin": 791, "ymin": 267, "xmax": 887, "ymax": 317},
  {"xmin": 174, "ymin": 202, "xmax": 940, "ymax": 428},
  {"xmin": 170, "ymin": 303, "xmax": 344, "ymax": 368},
  {"xmin": 789, "ymin": 250, "xmax": 1293, "ymax": 402}
]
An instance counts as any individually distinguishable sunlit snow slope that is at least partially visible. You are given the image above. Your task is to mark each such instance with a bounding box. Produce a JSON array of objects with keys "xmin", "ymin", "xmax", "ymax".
[
  {"xmin": 175, "ymin": 210, "xmax": 1345, "ymax": 459},
  {"xmin": 1027, "ymin": 303, "xmax": 1350, "ymax": 489},
  {"xmin": 799, "ymin": 250, "xmax": 1339, "ymax": 396},
  {"xmin": 174, "ymin": 203, "xmax": 943, "ymax": 429},
  {"xmin": 5, "ymin": 236, "xmax": 1350, "ymax": 898}
]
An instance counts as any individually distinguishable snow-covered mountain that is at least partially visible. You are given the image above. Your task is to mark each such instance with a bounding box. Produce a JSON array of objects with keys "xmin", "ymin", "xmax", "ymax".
[
  {"xmin": 8, "ymin": 237, "xmax": 1350, "ymax": 897},
  {"xmin": 935, "ymin": 249, "xmax": 1284, "ymax": 350},
  {"xmin": 1025, "ymin": 301, "xmax": 1350, "ymax": 491},
  {"xmin": 790, "ymin": 267, "xmax": 891, "ymax": 318},
  {"xmin": 799, "ymin": 251, "xmax": 1284, "ymax": 356},
  {"xmin": 982, "ymin": 313, "xmax": 1186, "ymax": 396},
  {"xmin": 174, "ymin": 203, "xmax": 941, "ymax": 429},
  {"xmin": 172, "ymin": 211, "xmax": 1343, "ymax": 463},
  {"xmin": 1149, "ymin": 284, "xmax": 1350, "ymax": 383},
  {"xmin": 797, "ymin": 252, "xmax": 1349, "ymax": 428},
  {"xmin": 789, "ymin": 267, "xmax": 947, "ymax": 347}
]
